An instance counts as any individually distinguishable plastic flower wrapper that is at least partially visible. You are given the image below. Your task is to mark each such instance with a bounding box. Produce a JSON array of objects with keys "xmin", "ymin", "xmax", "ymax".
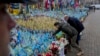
[
  {"xmin": 55, "ymin": 31, "xmax": 65, "ymax": 40},
  {"xmin": 10, "ymin": 42, "xmax": 16, "ymax": 48},
  {"xmin": 31, "ymin": 44, "xmax": 36, "ymax": 51},
  {"xmin": 24, "ymin": 47, "xmax": 33, "ymax": 56},
  {"xmin": 33, "ymin": 49, "xmax": 40, "ymax": 56},
  {"xmin": 14, "ymin": 44, "xmax": 26, "ymax": 56},
  {"xmin": 9, "ymin": 45, "xmax": 16, "ymax": 56},
  {"xmin": 58, "ymin": 42, "xmax": 65, "ymax": 56},
  {"xmin": 21, "ymin": 38, "xmax": 28, "ymax": 47},
  {"xmin": 16, "ymin": 48, "xmax": 27, "ymax": 56},
  {"xmin": 41, "ymin": 45, "xmax": 46, "ymax": 53},
  {"xmin": 31, "ymin": 36, "xmax": 36, "ymax": 42}
]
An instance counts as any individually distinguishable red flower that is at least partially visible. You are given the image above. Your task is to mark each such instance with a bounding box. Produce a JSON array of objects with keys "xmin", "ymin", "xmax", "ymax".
[{"xmin": 46, "ymin": 52, "xmax": 52, "ymax": 56}]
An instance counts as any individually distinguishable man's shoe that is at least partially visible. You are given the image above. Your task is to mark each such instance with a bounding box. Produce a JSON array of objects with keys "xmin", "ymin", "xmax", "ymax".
[{"xmin": 77, "ymin": 51, "xmax": 84, "ymax": 56}]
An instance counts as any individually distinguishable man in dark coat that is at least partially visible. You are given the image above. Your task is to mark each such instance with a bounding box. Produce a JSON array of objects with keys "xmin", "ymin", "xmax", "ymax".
[
  {"xmin": 64, "ymin": 15, "xmax": 84, "ymax": 45},
  {"xmin": 53, "ymin": 22, "xmax": 83, "ymax": 56}
]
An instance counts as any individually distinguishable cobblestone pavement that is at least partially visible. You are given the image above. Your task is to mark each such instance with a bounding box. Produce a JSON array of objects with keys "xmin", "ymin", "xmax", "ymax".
[{"xmin": 67, "ymin": 10, "xmax": 100, "ymax": 56}]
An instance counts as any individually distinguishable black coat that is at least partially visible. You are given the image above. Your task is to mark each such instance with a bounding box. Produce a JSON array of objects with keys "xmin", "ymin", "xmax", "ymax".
[
  {"xmin": 67, "ymin": 17, "xmax": 84, "ymax": 33},
  {"xmin": 53, "ymin": 23, "xmax": 78, "ymax": 37}
]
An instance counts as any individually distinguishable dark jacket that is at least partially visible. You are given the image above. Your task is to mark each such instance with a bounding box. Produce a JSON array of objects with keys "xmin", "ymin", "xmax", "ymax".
[
  {"xmin": 67, "ymin": 17, "xmax": 84, "ymax": 33},
  {"xmin": 53, "ymin": 23, "xmax": 78, "ymax": 37}
]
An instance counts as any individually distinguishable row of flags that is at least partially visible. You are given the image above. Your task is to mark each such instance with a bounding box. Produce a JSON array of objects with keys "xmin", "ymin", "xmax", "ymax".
[
  {"xmin": 10, "ymin": 0, "xmax": 80, "ymax": 10},
  {"xmin": 44, "ymin": 0, "xmax": 80, "ymax": 9}
]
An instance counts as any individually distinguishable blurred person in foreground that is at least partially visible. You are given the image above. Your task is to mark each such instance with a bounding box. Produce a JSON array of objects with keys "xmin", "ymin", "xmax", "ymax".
[
  {"xmin": 64, "ymin": 15, "xmax": 84, "ymax": 45},
  {"xmin": 53, "ymin": 22, "xmax": 83, "ymax": 56},
  {"xmin": 0, "ymin": 4, "xmax": 16, "ymax": 56}
]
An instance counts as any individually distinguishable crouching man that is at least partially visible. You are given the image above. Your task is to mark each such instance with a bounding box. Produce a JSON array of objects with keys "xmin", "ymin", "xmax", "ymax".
[{"xmin": 53, "ymin": 22, "xmax": 83, "ymax": 56}]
